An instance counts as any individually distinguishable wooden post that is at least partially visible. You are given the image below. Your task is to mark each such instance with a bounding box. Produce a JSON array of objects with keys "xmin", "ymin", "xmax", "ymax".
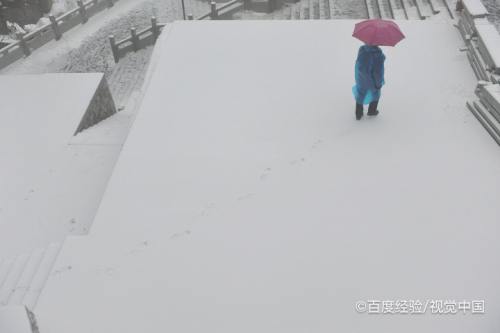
[
  {"xmin": 49, "ymin": 15, "xmax": 62, "ymax": 40},
  {"xmin": 107, "ymin": 0, "xmax": 114, "ymax": 7},
  {"xmin": 131, "ymin": 27, "xmax": 139, "ymax": 52},
  {"xmin": 17, "ymin": 33, "xmax": 31, "ymax": 57},
  {"xmin": 151, "ymin": 17, "xmax": 159, "ymax": 42},
  {"xmin": 109, "ymin": 35, "xmax": 119, "ymax": 63},
  {"xmin": 77, "ymin": 0, "xmax": 88, "ymax": 23},
  {"xmin": 187, "ymin": 14, "xmax": 194, "ymax": 20},
  {"xmin": 210, "ymin": 2, "xmax": 218, "ymax": 19}
]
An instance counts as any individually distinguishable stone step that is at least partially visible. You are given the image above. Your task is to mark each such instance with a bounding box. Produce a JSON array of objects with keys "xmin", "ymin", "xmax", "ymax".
[
  {"xmin": 389, "ymin": 0, "xmax": 407, "ymax": 19},
  {"xmin": 365, "ymin": 0, "xmax": 379, "ymax": 18},
  {"xmin": 0, "ymin": 254, "xmax": 30, "ymax": 306},
  {"xmin": 312, "ymin": 0, "xmax": 320, "ymax": 18},
  {"xmin": 7, "ymin": 248, "xmax": 45, "ymax": 306},
  {"xmin": 427, "ymin": 0, "xmax": 444, "ymax": 14},
  {"xmin": 401, "ymin": 0, "xmax": 421, "ymax": 19},
  {"xmin": 440, "ymin": 0, "xmax": 455, "ymax": 18},
  {"xmin": 467, "ymin": 101, "xmax": 500, "ymax": 146},
  {"xmin": 291, "ymin": 3, "xmax": 300, "ymax": 19},
  {"xmin": 414, "ymin": 0, "xmax": 433, "ymax": 18},
  {"xmin": 23, "ymin": 243, "xmax": 62, "ymax": 310},
  {"xmin": 328, "ymin": 0, "xmax": 335, "ymax": 18},
  {"xmin": 301, "ymin": 0, "xmax": 310, "ymax": 19},
  {"xmin": 319, "ymin": 0, "xmax": 328, "ymax": 19},
  {"xmin": 0, "ymin": 243, "xmax": 62, "ymax": 311},
  {"xmin": 378, "ymin": 0, "xmax": 393, "ymax": 19},
  {"xmin": 0, "ymin": 259, "xmax": 15, "ymax": 289}
]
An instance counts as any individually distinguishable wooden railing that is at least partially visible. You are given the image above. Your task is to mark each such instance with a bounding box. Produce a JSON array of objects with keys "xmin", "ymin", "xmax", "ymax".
[
  {"xmin": 0, "ymin": 0, "xmax": 118, "ymax": 71},
  {"xmin": 109, "ymin": 0, "xmax": 243, "ymax": 63}
]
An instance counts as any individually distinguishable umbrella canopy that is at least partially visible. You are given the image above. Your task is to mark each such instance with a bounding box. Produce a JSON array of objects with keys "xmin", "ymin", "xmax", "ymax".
[{"xmin": 352, "ymin": 19, "xmax": 405, "ymax": 46}]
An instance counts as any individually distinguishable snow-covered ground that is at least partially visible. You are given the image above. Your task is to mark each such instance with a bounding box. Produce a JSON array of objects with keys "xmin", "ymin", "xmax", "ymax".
[
  {"xmin": 0, "ymin": 74, "xmax": 126, "ymax": 259},
  {"xmin": 35, "ymin": 20, "xmax": 500, "ymax": 333}
]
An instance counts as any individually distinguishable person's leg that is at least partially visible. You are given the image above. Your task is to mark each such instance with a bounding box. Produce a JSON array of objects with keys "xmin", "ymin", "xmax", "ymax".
[
  {"xmin": 367, "ymin": 100, "xmax": 379, "ymax": 116},
  {"xmin": 355, "ymin": 103, "xmax": 363, "ymax": 120}
]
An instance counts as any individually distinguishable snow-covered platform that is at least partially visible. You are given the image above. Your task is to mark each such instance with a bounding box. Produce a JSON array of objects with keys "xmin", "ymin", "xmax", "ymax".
[
  {"xmin": 0, "ymin": 74, "xmax": 117, "ymax": 258},
  {"xmin": 36, "ymin": 21, "xmax": 500, "ymax": 333}
]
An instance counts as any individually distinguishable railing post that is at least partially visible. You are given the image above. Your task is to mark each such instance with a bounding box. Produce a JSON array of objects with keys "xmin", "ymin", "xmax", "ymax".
[
  {"xmin": 210, "ymin": 2, "xmax": 218, "ymax": 19},
  {"xmin": 131, "ymin": 27, "xmax": 139, "ymax": 52},
  {"xmin": 243, "ymin": 0, "xmax": 251, "ymax": 10},
  {"xmin": 187, "ymin": 14, "xmax": 194, "ymax": 20},
  {"xmin": 77, "ymin": 0, "xmax": 88, "ymax": 23},
  {"xmin": 107, "ymin": 0, "xmax": 114, "ymax": 7},
  {"xmin": 49, "ymin": 15, "xmax": 62, "ymax": 40},
  {"xmin": 181, "ymin": 0, "xmax": 186, "ymax": 20},
  {"xmin": 17, "ymin": 33, "xmax": 31, "ymax": 57},
  {"xmin": 109, "ymin": 35, "xmax": 119, "ymax": 63},
  {"xmin": 151, "ymin": 17, "xmax": 160, "ymax": 42}
]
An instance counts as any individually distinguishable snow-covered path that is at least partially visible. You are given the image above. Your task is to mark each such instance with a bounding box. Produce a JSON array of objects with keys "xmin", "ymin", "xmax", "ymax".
[{"xmin": 35, "ymin": 20, "xmax": 500, "ymax": 333}]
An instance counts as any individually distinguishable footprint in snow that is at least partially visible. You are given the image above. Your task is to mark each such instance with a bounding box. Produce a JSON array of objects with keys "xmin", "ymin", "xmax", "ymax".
[
  {"xmin": 170, "ymin": 230, "xmax": 192, "ymax": 240},
  {"xmin": 260, "ymin": 168, "xmax": 272, "ymax": 181},
  {"xmin": 289, "ymin": 157, "xmax": 306, "ymax": 166}
]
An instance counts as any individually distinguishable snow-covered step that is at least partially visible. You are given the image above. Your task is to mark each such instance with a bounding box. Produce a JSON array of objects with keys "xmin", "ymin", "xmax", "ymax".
[
  {"xmin": 300, "ymin": 0, "xmax": 310, "ymax": 19},
  {"xmin": 279, "ymin": 5, "xmax": 292, "ymax": 19},
  {"xmin": 313, "ymin": 0, "xmax": 321, "ymax": 18},
  {"xmin": 291, "ymin": 3, "xmax": 300, "ymax": 19},
  {"xmin": 319, "ymin": 0, "xmax": 327, "ymax": 19},
  {"xmin": 414, "ymin": 0, "xmax": 433, "ymax": 18},
  {"xmin": 23, "ymin": 243, "xmax": 62, "ymax": 310},
  {"xmin": 7, "ymin": 248, "xmax": 45, "ymax": 306},
  {"xmin": 0, "ymin": 259, "xmax": 15, "ymax": 289},
  {"xmin": 467, "ymin": 101, "xmax": 500, "ymax": 145},
  {"xmin": 0, "ymin": 306, "xmax": 39, "ymax": 333},
  {"xmin": 401, "ymin": 0, "xmax": 421, "ymax": 19},
  {"xmin": 328, "ymin": 0, "xmax": 335, "ymax": 18},
  {"xmin": 308, "ymin": 0, "xmax": 315, "ymax": 19},
  {"xmin": 389, "ymin": 0, "xmax": 407, "ymax": 19},
  {"xmin": 0, "ymin": 254, "xmax": 30, "ymax": 306},
  {"xmin": 378, "ymin": 0, "xmax": 394, "ymax": 19},
  {"xmin": 427, "ymin": 0, "xmax": 443, "ymax": 14},
  {"xmin": 440, "ymin": 0, "xmax": 455, "ymax": 18},
  {"xmin": 365, "ymin": 0, "xmax": 380, "ymax": 18}
]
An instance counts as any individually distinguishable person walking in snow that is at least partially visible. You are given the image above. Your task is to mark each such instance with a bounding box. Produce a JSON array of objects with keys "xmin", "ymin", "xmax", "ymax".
[
  {"xmin": 352, "ymin": 44, "xmax": 385, "ymax": 120},
  {"xmin": 351, "ymin": 19, "xmax": 405, "ymax": 120}
]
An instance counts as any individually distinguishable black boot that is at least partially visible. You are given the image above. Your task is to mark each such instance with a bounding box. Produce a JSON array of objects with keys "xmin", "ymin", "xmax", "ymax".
[
  {"xmin": 355, "ymin": 103, "xmax": 363, "ymax": 120},
  {"xmin": 367, "ymin": 101, "xmax": 379, "ymax": 116}
]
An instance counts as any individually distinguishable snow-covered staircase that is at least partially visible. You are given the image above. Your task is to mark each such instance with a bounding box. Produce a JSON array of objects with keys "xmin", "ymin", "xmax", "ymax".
[
  {"xmin": 270, "ymin": 0, "xmax": 456, "ymax": 20},
  {"xmin": 0, "ymin": 243, "xmax": 62, "ymax": 311},
  {"xmin": 359, "ymin": 0, "xmax": 456, "ymax": 20},
  {"xmin": 288, "ymin": 0, "xmax": 331, "ymax": 19}
]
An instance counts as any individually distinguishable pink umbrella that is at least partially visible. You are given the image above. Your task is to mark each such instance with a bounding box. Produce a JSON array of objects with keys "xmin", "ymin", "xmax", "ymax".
[{"xmin": 352, "ymin": 19, "xmax": 405, "ymax": 46}]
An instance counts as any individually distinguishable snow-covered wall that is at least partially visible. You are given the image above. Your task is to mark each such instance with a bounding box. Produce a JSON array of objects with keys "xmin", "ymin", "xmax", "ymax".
[{"xmin": 75, "ymin": 75, "xmax": 117, "ymax": 134}]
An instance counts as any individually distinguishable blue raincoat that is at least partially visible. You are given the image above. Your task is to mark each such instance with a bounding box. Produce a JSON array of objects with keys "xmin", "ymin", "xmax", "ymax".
[{"xmin": 352, "ymin": 45, "xmax": 386, "ymax": 105}]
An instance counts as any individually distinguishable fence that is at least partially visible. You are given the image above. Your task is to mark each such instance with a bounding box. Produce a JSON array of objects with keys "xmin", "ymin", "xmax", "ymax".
[
  {"xmin": 109, "ymin": 0, "xmax": 243, "ymax": 63},
  {"xmin": 0, "ymin": 0, "xmax": 118, "ymax": 71}
]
